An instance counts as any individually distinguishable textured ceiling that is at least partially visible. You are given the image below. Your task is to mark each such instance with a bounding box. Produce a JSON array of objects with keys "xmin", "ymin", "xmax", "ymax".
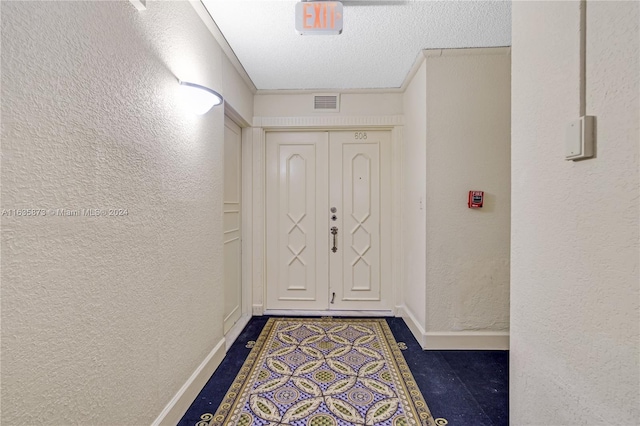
[{"xmin": 202, "ymin": 0, "xmax": 511, "ymax": 90}]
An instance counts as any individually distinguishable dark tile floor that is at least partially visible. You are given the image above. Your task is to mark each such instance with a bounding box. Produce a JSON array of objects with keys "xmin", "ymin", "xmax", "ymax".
[{"xmin": 178, "ymin": 317, "xmax": 508, "ymax": 426}]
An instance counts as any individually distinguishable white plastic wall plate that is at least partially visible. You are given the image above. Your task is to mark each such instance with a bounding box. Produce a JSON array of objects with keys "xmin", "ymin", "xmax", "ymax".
[{"xmin": 565, "ymin": 116, "xmax": 595, "ymax": 160}]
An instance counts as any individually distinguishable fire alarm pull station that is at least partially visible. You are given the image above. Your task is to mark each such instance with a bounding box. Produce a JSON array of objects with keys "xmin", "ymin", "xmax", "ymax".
[{"xmin": 468, "ymin": 191, "xmax": 484, "ymax": 208}]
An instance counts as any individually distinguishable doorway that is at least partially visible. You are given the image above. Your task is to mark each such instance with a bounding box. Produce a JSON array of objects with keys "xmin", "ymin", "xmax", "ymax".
[{"xmin": 265, "ymin": 130, "xmax": 392, "ymax": 312}]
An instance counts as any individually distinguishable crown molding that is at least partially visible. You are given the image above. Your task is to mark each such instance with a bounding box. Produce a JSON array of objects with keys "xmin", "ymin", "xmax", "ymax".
[
  {"xmin": 189, "ymin": 0, "xmax": 257, "ymax": 94},
  {"xmin": 256, "ymin": 87, "xmax": 404, "ymax": 95}
]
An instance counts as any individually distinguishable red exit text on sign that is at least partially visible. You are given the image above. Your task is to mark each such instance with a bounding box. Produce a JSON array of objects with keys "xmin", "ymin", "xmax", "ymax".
[{"xmin": 295, "ymin": 1, "xmax": 343, "ymax": 35}]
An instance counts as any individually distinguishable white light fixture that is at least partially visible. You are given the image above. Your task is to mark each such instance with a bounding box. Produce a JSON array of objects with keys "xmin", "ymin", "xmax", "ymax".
[{"xmin": 178, "ymin": 81, "xmax": 223, "ymax": 115}]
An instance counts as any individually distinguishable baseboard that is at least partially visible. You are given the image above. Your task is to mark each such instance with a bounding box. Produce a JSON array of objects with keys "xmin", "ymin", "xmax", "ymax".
[
  {"xmin": 152, "ymin": 338, "xmax": 227, "ymax": 426},
  {"xmin": 396, "ymin": 305, "xmax": 427, "ymax": 349},
  {"xmin": 396, "ymin": 306, "xmax": 509, "ymax": 350},
  {"xmin": 225, "ymin": 314, "xmax": 252, "ymax": 350},
  {"xmin": 423, "ymin": 331, "xmax": 510, "ymax": 350},
  {"xmin": 252, "ymin": 304, "xmax": 264, "ymax": 316}
]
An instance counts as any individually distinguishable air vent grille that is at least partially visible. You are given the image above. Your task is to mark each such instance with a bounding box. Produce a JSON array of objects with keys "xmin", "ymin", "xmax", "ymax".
[{"xmin": 313, "ymin": 94, "xmax": 340, "ymax": 112}]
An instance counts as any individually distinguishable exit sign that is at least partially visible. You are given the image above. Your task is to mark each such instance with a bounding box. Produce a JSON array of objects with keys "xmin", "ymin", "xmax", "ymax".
[{"xmin": 295, "ymin": 1, "xmax": 343, "ymax": 35}]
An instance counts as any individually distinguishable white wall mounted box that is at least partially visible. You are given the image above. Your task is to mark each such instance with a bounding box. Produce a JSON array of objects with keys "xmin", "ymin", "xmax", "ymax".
[{"xmin": 565, "ymin": 116, "xmax": 595, "ymax": 160}]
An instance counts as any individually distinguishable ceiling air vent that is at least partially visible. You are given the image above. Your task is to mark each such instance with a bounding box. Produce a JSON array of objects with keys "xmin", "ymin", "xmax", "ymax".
[{"xmin": 313, "ymin": 94, "xmax": 340, "ymax": 112}]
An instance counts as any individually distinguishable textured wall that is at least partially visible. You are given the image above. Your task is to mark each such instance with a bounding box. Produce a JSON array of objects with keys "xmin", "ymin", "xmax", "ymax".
[
  {"xmin": 424, "ymin": 50, "xmax": 511, "ymax": 332},
  {"xmin": 511, "ymin": 1, "xmax": 639, "ymax": 424},
  {"xmin": 401, "ymin": 60, "xmax": 427, "ymax": 329},
  {"xmin": 1, "ymin": 1, "xmax": 234, "ymax": 424}
]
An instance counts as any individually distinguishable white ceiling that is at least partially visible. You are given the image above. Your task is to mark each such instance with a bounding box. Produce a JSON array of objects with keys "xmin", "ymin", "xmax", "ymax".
[{"xmin": 202, "ymin": 0, "xmax": 511, "ymax": 91}]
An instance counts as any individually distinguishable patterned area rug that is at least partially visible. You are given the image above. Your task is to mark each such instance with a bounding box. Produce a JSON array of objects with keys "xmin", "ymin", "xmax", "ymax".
[{"xmin": 205, "ymin": 318, "xmax": 436, "ymax": 426}]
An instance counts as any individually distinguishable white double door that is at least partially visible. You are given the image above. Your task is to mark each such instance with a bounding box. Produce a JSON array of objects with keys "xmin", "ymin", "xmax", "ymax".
[{"xmin": 266, "ymin": 130, "xmax": 391, "ymax": 311}]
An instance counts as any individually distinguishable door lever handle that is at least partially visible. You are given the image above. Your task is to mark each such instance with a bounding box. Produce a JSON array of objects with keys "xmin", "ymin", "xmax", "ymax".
[{"xmin": 331, "ymin": 226, "xmax": 338, "ymax": 253}]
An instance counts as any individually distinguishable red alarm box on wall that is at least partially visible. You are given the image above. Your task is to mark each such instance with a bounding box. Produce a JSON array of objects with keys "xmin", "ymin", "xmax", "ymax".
[{"xmin": 468, "ymin": 191, "xmax": 484, "ymax": 208}]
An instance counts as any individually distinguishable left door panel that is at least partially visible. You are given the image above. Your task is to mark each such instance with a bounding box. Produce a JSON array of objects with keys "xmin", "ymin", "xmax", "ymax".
[
  {"xmin": 266, "ymin": 132, "xmax": 329, "ymax": 310},
  {"xmin": 223, "ymin": 116, "xmax": 242, "ymax": 334}
]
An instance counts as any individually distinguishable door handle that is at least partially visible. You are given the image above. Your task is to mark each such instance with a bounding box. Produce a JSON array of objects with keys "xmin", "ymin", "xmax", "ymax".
[{"xmin": 331, "ymin": 226, "xmax": 338, "ymax": 253}]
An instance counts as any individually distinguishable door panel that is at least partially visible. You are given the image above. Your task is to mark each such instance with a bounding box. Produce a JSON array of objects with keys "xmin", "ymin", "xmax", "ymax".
[
  {"xmin": 266, "ymin": 132, "xmax": 329, "ymax": 310},
  {"xmin": 330, "ymin": 131, "xmax": 390, "ymax": 310},
  {"xmin": 223, "ymin": 116, "xmax": 242, "ymax": 333},
  {"xmin": 265, "ymin": 130, "xmax": 390, "ymax": 312}
]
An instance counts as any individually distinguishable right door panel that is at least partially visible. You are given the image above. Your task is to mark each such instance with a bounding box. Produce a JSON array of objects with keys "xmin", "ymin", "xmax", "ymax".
[{"xmin": 329, "ymin": 131, "xmax": 391, "ymax": 310}]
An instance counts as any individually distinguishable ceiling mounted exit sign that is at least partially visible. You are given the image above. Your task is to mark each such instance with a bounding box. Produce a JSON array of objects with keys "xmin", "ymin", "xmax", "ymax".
[{"xmin": 295, "ymin": 1, "xmax": 343, "ymax": 35}]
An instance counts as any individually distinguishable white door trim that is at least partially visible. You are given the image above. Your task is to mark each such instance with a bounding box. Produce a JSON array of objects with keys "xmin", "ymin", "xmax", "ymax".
[
  {"xmin": 216, "ymin": 115, "xmax": 252, "ymax": 334},
  {"xmin": 391, "ymin": 126, "xmax": 404, "ymax": 314},
  {"xmin": 223, "ymin": 116, "xmax": 243, "ymax": 334},
  {"xmin": 245, "ymin": 115, "xmax": 404, "ymax": 316}
]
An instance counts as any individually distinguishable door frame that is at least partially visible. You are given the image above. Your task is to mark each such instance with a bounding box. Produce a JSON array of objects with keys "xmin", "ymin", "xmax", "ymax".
[
  {"xmin": 223, "ymin": 115, "xmax": 243, "ymax": 334},
  {"xmin": 243, "ymin": 115, "xmax": 404, "ymax": 317},
  {"xmin": 223, "ymin": 106, "xmax": 254, "ymax": 349}
]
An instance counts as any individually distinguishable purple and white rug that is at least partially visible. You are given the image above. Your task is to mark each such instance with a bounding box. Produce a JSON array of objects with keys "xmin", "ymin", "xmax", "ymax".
[{"xmin": 201, "ymin": 318, "xmax": 437, "ymax": 426}]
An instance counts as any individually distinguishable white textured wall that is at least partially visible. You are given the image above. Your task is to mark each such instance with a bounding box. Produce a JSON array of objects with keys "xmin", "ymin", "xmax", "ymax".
[
  {"xmin": 424, "ymin": 50, "xmax": 511, "ymax": 333},
  {"xmin": 511, "ymin": 1, "xmax": 639, "ymax": 424},
  {"xmin": 1, "ymin": 1, "xmax": 250, "ymax": 424},
  {"xmin": 401, "ymin": 60, "xmax": 428, "ymax": 330}
]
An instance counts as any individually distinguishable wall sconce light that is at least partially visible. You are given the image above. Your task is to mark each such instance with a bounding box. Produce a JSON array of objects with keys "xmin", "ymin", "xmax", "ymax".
[{"xmin": 178, "ymin": 80, "xmax": 223, "ymax": 115}]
